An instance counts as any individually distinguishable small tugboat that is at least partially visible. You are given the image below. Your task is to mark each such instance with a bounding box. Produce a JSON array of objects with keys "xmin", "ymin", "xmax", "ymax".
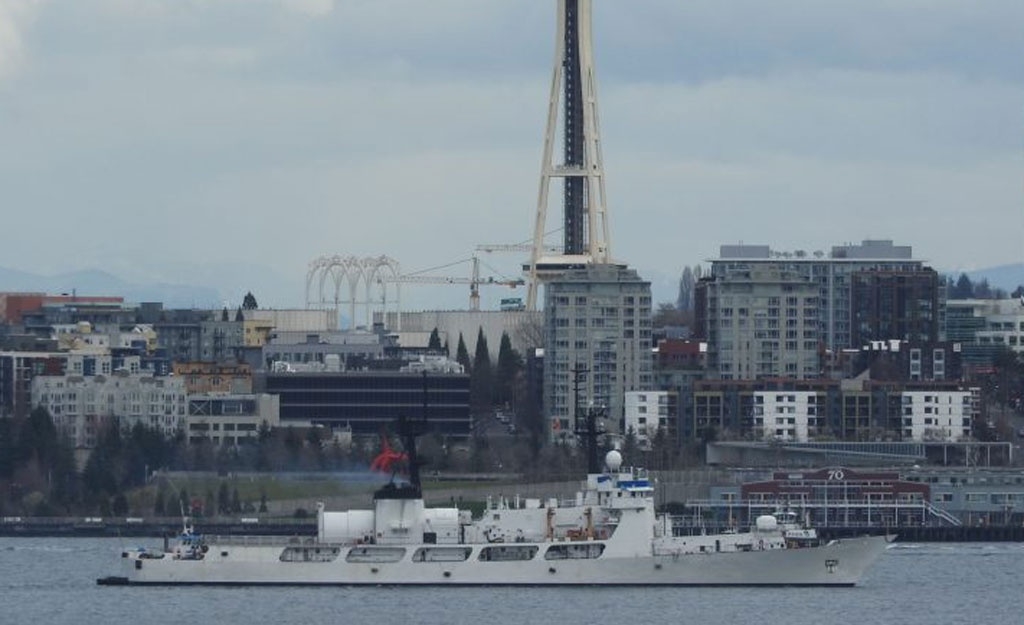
[{"xmin": 98, "ymin": 406, "xmax": 890, "ymax": 587}]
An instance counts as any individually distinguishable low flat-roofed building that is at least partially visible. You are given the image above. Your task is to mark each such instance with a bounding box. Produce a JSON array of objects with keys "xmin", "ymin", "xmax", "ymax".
[
  {"xmin": 186, "ymin": 393, "xmax": 280, "ymax": 446},
  {"xmin": 259, "ymin": 369, "xmax": 470, "ymax": 436}
]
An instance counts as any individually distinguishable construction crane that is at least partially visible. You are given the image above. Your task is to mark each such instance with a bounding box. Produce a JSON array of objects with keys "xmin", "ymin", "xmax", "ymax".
[
  {"xmin": 383, "ymin": 256, "xmax": 523, "ymax": 311},
  {"xmin": 476, "ymin": 239, "xmax": 559, "ymax": 307},
  {"xmin": 476, "ymin": 243, "xmax": 559, "ymax": 255}
]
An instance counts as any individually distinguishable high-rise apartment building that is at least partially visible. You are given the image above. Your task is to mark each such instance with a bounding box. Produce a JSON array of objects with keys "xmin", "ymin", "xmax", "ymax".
[
  {"xmin": 543, "ymin": 265, "xmax": 652, "ymax": 436},
  {"xmin": 850, "ymin": 270, "xmax": 941, "ymax": 346},
  {"xmin": 701, "ymin": 263, "xmax": 820, "ymax": 380},
  {"xmin": 698, "ymin": 240, "xmax": 937, "ymax": 380}
]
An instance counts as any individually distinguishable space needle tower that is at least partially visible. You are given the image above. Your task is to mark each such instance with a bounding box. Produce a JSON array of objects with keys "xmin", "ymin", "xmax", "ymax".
[{"xmin": 525, "ymin": 0, "xmax": 613, "ymax": 310}]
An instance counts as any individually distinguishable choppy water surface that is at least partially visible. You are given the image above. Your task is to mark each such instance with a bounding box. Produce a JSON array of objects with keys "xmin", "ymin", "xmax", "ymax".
[{"xmin": 2, "ymin": 538, "xmax": 1020, "ymax": 625}]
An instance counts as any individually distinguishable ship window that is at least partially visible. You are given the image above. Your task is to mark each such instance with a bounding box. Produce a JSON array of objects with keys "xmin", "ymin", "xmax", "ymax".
[
  {"xmin": 345, "ymin": 547, "xmax": 406, "ymax": 563},
  {"xmin": 412, "ymin": 547, "xmax": 472, "ymax": 563},
  {"xmin": 544, "ymin": 544, "xmax": 605, "ymax": 560},
  {"xmin": 478, "ymin": 546, "xmax": 538, "ymax": 562},
  {"xmin": 279, "ymin": 546, "xmax": 341, "ymax": 563}
]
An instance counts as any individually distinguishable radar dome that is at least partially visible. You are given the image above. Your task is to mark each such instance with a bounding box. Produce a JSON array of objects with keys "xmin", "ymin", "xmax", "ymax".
[{"xmin": 605, "ymin": 450, "xmax": 622, "ymax": 471}]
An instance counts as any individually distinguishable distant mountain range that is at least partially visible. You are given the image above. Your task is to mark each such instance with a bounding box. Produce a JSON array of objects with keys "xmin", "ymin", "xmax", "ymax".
[
  {"xmin": 1, "ymin": 262, "xmax": 1021, "ymax": 312},
  {"xmin": 0, "ymin": 267, "xmax": 221, "ymax": 309}
]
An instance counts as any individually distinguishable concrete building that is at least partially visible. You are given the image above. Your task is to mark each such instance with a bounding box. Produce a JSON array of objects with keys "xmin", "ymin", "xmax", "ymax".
[
  {"xmin": 1, "ymin": 293, "xmax": 127, "ymax": 327},
  {"xmin": 900, "ymin": 391, "xmax": 972, "ymax": 441},
  {"xmin": 263, "ymin": 330, "xmax": 384, "ymax": 371},
  {"xmin": 969, "ymin": 298, "xmax": 1024, "ymax": 356},
  {"xmin": 543, "ymin": 264, "xmax": 653, "ymax": 435},
  {"xmin": 753, "ymin": 391, "xmax": 823, "ymax": 442},
  {"xmin": 258, "ymin": 370, "xmax": 471, "ymax": 436},
  {"xmin": 154, "ymin": 310, "xmax": 209, "ymax": 363},
  {"xmin": 623, "ymin": 390, "xmax": 678, "ymax": 449},
  {"xmin": 200, "ymin": 317, "xmax": 244, "ymax": 362},
  {"xmin": 186, "ymin": 393, "xmax": 279, "ymax": 446},
  {"xmin": 697, "ymin": 240, "xmax": 935, "ymax": 380},
  {"xmin": 943, "ymin": 298, "xmax": 1024, "ymax": 369},
  {"xmin": 376, "ymin": 309, "xmax": 543, "ymax": 361},
  {"xmin": 700, "ymin": 262, "xmax": 820, "ymax": 380},
  {"xmin": 243, "ymin": 309, "xmax": 336, "ymax": 347},
  {"xmin": 0, "ymin": 351, "xmax": 68, "ymax": 418},
  {"xmin": 679, "ymin": 377, "xmax": 976, "ymax": 443},
  {"xmin": 31, "ymin": 370, "xmax": 187, "ymax": 447}
]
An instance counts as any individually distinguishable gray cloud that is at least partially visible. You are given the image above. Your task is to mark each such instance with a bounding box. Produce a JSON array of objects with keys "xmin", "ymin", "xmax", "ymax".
[{"xmin": 1, "ymin": 0, "xmax": 1021, "ymax": 309}]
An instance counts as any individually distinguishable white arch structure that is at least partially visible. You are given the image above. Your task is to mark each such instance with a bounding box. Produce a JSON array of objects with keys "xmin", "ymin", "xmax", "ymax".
[{"xmin": 305, "ymin": 255, "xmax": 402, "ymax": 330}]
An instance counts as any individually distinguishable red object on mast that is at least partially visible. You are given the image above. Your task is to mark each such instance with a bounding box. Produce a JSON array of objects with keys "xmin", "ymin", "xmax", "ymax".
[{"xmin": 370, "ymin": 435, "xmax": 408, "ymax": 474}]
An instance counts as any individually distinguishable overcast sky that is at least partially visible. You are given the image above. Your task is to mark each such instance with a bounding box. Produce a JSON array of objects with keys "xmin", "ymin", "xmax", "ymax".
[{"xmin": 1, "ymin": 0, "xmax": 1022, "ymax": 309}]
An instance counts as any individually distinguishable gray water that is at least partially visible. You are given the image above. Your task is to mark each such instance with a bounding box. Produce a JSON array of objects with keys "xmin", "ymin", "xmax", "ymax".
[{"xmin": 2, "ymin": 537, "xmax": 1019, "ymax": 625}]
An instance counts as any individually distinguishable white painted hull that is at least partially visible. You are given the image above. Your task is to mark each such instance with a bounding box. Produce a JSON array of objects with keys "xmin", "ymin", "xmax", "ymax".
[{"xmin": 116, "ymin": 534, "xmax": 889, "ymax": 587}]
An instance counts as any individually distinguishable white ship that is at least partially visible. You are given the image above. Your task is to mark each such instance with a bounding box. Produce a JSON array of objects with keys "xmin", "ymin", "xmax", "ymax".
[{"xmin": 99, "ymin": 448, "xmax": 890, "ymax": 587}]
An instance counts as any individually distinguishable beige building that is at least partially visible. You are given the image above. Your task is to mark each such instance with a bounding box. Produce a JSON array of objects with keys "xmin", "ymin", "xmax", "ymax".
[
  {"xmin": 243, "ymin": 309, "xmax": 337, "ymax": 347},
  {"xmin": 186, "ymin": 393, "xmax": 280, "ymax": 446},
  {"xmin": 704, "ymin": 263, "xmax": 821, "ymax": 380},
  {"xmin": 172, "ymin": 361, "xmax": 253, "ymax": 394},
  {"xmin": 32, "ymin": 371, "xmax": 187, "ymax": 447}
]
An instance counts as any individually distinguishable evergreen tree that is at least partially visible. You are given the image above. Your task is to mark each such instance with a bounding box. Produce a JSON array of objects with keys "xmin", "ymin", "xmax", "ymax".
[
  {"xmin": 455, "ymin": 333, "xmax": 472, "ymax": 374},
  {"xmin": 428, "ymin": 327, "xmax": 442, "ymax": 351},
  {"xmin": 204, "ymin": 488, "xmax": 215, "ymax": 518},
  {"xmin": 951, "ymin": 273, "xmax": 974, "ymax": 299},
  {"xmin": 217, "ymin": 481, "xmax": 230, "ymax": 515},
  {"xmin": 676, "ymin": 265, "xmax": 696, "ymax": 312},
  {"xmin": 17, "ymin": 406, "xmax": 61, "ymax": 468},
  {"xmin": 221, "ymin": 306, "xmax": 229, "ymax": 321},
  {"xmin": 111, "ymin": 492, "xmax": 129, "ymax": 516},
  {"xmin": 495, "ymin": 332, "xmax": 524, "ymax": 407},
  {"xmin": 235, "ymin": 306, "xmax": 244, "ymax": 322},
  {"xmin": 82, "ymin": 423, "xmax": 122, "ymax": 499},
  {"xmin": 154, "ymin": 487, "xmax": 166, "ymax": 516},
  {"xmin": 242, "ymin": 291, "xmax": 258, "ymax": 310},
  {"xmin": 0, "ymin": 418, "xmax": 13, "ymax": 478},
  {"xmin": 975, "ymin": 278, "xmax": 993, "ymax": 299},
  {"xmin": 257, "ymin": 419, "xmax": 272, "ymax": 442},
  {"xmin": 471, "ymin": 327, "xmax": 494, "ymax": 412}
]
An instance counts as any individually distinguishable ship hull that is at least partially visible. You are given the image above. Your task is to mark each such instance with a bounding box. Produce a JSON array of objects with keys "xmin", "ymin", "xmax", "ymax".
[{"xmin": 113, "ymin": 534, "xmax": 889, "ymax": 587}]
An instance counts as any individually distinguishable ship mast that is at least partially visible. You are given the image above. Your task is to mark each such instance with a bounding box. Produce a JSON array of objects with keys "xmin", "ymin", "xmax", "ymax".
[
  {"xmin": 374, "ymin": 371, "xmax": 430, "ymax": 500},
  {"xmin": 572, "ymin": 362, "xmax": 603, "ymax": 474}
]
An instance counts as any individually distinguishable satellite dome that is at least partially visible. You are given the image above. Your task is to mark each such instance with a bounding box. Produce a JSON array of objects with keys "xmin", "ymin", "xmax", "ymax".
[{"xmin": 605, "ymin": 450, "xmax": 622, "ymax": 471}]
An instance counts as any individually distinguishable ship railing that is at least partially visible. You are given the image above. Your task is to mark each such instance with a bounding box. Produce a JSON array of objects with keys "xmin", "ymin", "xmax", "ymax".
[
  {"xmin": 683, "ymin": 498, "xmax": 932, "ymax": 509},
  {"xmin": 200, "ymin": 535, "xmax": 329, "ymax": 547}
]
